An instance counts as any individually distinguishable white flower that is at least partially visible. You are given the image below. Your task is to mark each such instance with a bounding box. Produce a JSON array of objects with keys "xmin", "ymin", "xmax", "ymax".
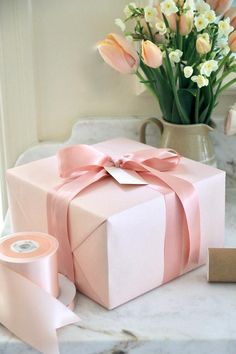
[
  {"xmin": 191, "ymin": 75, "xmax": 209, "ymax": 88},
  {"xmin": 218, "ymin": 18, "xmax": 234, "ymax": 38},
  {"xmin": 184, "ymin": 66, "xmax": 193, "ymax": 78},
  {"xmin": 205, "ymin": 10, "xmax": 216, "ymax": 24},
  {"xmin": 160, "ymin": 0, "xmax": 178, "ymax": 17},
  {"xmin": 169, "ymin": 49, "xmax": 183, "ymax": 63},
  {"xmin": 195, "ymin": 15, "xmax": 209, "ymax": 32},
  {"xmin": 200, "ymin": 60, "xmax": 218, "ymax": 77},
  {"xmin": 124, "ymin": 2, "xmax": 137, "ymax": 18},
  {"xmin": 115, "ymin": 18, "xmax": 126, "ymax": 32},
  {"xmin": 217, "ymin": 38, "xmax": 230, "ymax": 55},
  {"xmin": 144, "ymin": 6, "xmax": 158, "ymax": 23},
  {"xmin": 155, "ymin": 20, "xmax": 167, "ymax": 35},
  {"xmin": 221, "ymin": 44, "xmax": 230, "ymax": 55},
  {"xmin": 184, "ymin": 0, "xmax": 195, "ymax": 12},
  {"xmin": 196, "ymin": 0, "xmax": 210, "ymax": 15}
]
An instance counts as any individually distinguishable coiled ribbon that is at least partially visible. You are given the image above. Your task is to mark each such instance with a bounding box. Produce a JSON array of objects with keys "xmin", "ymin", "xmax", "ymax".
[
  {"xmin": 0, "ymin": 232, "xmax": 79, "ymax": 354},
  {"xmin": 47, "ymin": 144, "xmax": 201, "ymax": 284}
]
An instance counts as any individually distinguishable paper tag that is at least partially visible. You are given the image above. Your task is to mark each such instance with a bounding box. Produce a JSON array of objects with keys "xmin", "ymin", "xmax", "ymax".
[{"xmin": 104, "ymin": 166, "xmax": 147, "ymax": 185}]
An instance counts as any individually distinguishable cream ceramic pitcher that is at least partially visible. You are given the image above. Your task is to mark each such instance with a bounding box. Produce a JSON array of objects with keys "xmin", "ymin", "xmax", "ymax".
[{"xmin": 140, "ymin": 117, "xmax": 217, "ymax": 166}]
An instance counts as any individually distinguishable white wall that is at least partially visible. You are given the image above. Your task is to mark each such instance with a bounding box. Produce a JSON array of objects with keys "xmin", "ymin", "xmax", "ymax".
[
  {"xmin": 0, "ymin": 0, "xmax": 235, "ymax": 219},
  {"xmin": 32, "ymin": 0, "xmax": 236, "ymax": 142},
  {"xmin": 32, "ymin": 0, "xmax": 160, "ymax": 142},
  {"xmin": 1, "ymin": 0, "xmax": 236, "ymax": 155}
]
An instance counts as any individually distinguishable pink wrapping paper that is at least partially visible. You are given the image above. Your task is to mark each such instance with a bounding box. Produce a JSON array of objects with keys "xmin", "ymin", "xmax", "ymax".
[{"xmin": 6, "ymin": 138, "xmax": 225, "ymax": 309}]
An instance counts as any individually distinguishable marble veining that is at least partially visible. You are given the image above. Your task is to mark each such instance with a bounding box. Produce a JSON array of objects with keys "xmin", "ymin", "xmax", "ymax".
[
  {"xmin": 13, "ymin": 116, "xmax": 236, "ymax": 185},
  {"xmin": 1, "ymin": 117, "xmax": 236, "ymax": 354},
  {"xmin": 0, "ymin": 192, "xmax": 235, "ymax": 354}
]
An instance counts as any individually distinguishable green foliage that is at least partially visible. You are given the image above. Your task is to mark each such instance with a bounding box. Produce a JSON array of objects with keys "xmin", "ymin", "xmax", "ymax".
[{"xmin": 123, "ymin": 1, "xmax": 236, "ymax": 125}]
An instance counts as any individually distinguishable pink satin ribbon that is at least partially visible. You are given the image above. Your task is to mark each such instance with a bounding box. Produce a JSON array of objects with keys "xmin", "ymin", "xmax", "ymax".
[
  {"xmin": 47, "ymin": 144, "xmax": 201, "ymax": 284},
  {"xmin": 0, "ymin": 233, "xmax": 79, "ymax": 354}
]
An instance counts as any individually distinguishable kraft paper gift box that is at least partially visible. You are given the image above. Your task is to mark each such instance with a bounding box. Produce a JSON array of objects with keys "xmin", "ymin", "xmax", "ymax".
[{"xmin": 6, "ymin": 138, "xmax": 225, "ymax": 309}]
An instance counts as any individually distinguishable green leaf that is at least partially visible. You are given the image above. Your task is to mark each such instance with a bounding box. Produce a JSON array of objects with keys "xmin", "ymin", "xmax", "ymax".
[
  {"xmin": 139, "ymin": 79, "xmax": 157, "ymax": 84},
  {"xmin": 171, "ymin": 89, "xmax": 194, "ymax": 124},
  {"xmin": 199, "ymin": 81, "xmax": 213, "ymax": 124},
  {"xmin": 183, "ymin": 88, "xmax": 198, "ymax": 97},
  {"xmin": 154, "ymin": 69, "xmax": 173, "ymax": 121},
  {"xmin": 171, "ymin": 99, "xmax": 182, "ymax": 124},
  {"xmin": 199, "ymin": 103, "xmax": 210, "ymax": 123},
  {"xmin": 139, "ymin": 62, "xmax": 173, "ymax": 122}
]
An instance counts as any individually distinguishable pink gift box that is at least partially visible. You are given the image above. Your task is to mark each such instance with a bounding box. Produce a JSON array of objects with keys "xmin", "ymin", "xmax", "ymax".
[{"xmin": 6, "ymin": 138, "xmax": 225, "ymax": 309}]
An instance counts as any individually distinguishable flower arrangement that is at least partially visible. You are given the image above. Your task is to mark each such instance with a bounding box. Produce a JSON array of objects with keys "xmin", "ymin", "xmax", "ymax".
[{"xmin": 97, "ymin": 0, "xmax": 236, "ymax": 126}]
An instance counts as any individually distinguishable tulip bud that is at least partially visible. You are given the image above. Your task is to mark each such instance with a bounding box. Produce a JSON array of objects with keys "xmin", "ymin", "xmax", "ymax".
[
  {"xmin": 155, "ymin": 2, "xmax": 164, "ymax": 20},
  {"xmin": 206, "ymin": 0, "xmax": 233, "ymax": 16},
  {"xmin": 167, "ymin": 12, "xmax": 193, "ymax": 36},
  {"xmin": 228, "ymin": 30, "xmax": 236, "ymax": 52},
  {"xmin": 179, "ymin": 0, "xmax": 185, "ymax": 6},
  {"xmin": 179, "ymin": 11, "xmax": 194, "ymax": 36},
  {"xmin": 167, "ymin": 13, "xmax": 177, "ymax": 32},
  {"xmin": 97, "ymin": 33, "xmax": 139, "ymax": 74},
  {"xmin": 141, "ymin": 40, "xmax": 163, "ymax": 68},
  {"xmin": 224, "ymin": 7, "xmax": 236, "ymax": 29},
  {"xmin": 196, "ymin": 36, "xmax": 211, "ymax": 54},
  {"xmin": 224, "ymin": 104, "xmax": 236, "ymax": 136}
]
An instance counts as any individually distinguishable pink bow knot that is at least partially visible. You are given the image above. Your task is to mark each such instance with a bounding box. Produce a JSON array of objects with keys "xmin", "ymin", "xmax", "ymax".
[{"xmin": 57, "ymin": 145, "xmax": 181, "ymax": 179}]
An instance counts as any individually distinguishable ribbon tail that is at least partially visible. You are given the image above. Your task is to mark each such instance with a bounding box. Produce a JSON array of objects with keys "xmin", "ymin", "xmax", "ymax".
[
  {"xmin": 139, "ymin": 163, "xmax": 201, "ymax": 269},
  {"xmin": 0, "ymin": 264, "xmax": 79, "ymax": 354},
  {"xmin": 47, "ymin": 170, "xmax": 108, "ymax": 282}
]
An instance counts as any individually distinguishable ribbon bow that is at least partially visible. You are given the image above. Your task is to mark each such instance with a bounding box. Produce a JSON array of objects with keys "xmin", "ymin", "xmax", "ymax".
[{"xmin": 47, "ymin": 144, "xmax": 200, "ymax": 283}]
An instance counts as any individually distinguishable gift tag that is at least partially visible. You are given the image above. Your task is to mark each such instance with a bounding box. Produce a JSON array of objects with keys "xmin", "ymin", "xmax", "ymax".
[{"xmin": 104, "ymin": 166, "xmax": 147, "ymax": 185}]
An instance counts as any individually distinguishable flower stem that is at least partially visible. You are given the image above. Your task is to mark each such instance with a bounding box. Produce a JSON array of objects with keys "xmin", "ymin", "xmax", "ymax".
[
  {"xmin": 164, "ymin": 49, "xmax": 189, "ymax": 124},
  {"xmin": 218, "ymin": 78, "xmax": 236, "ymax": 94},
  {"xmin": 136, "ymin": 70, "xmax": 157, "ymax": 98},
  {"xmin": 194, "ymin": 88, "xmax": 200, "ymax": 123},
  {"xmin": 214, "ymin": 51, "xmax": 231, "ymax": 78},
  {"xmin": 214, "ymin": 69, "xmax": 235, "ymax": 87},
  {"xmin": 146, "ymin": 22, "xmax": 155, "ymax": 42}
]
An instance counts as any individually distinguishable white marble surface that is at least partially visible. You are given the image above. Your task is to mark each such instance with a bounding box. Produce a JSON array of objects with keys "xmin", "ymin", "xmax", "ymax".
[
  {"xmin": 1, "ymin": 117, "xmax": 236, "ymax": 354},
  {"xmin": 11, "ymin": 116, "xmax": 236, "ymax": 186},
  {"xmin": 0, "ymin": 189, "xmax": 236, "ymax": 354}
]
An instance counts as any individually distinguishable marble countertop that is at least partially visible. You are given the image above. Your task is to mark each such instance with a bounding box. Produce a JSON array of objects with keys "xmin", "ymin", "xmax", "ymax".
[
  {"xmin": 0, "ymin": 188, "xmax": 235, "ymax": 354},
  {"xmin": 1, "ymin": 117, "xmax": 236, "ymax": 354}
]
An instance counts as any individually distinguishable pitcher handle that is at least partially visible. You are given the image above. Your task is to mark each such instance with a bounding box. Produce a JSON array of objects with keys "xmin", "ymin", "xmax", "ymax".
[{"xmin": 140, "ymin": 117, "xmax": 164, "ymax": 144}]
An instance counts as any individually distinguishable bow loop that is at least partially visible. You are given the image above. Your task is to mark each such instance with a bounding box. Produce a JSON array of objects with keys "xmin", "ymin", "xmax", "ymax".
[
  {"xmin": 57, "ymin": 145, "xmax": 111, "ymax": 179},
  {"xmin": 57, "ymin": 145, "xmax": 180, "ymax": 179},
  {"xmin": 119, "ymin": 148, "xmax": 180, "ymax": 172}
]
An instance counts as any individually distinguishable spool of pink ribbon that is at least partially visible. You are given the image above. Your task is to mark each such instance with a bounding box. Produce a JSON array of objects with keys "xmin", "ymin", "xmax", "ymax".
[{"xmin": 0, "ymin": 232, "xmax": 79, "ymax": 354}]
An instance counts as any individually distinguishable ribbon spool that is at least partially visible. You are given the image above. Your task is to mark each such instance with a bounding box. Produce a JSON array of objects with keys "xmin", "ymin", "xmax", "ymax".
[
  {"xmin": 0, "ymin": 232, "xmax": 76, "ymax": 308},
  {"xmin": 0, "ymin": 234, "xmax": 79, "ymax": 354}
]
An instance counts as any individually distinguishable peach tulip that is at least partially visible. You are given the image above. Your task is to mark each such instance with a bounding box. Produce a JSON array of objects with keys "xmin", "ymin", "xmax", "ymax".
[
  {"xmin": 224, "ymin": 7, "xmax": 236, "ymax": 28},
  {"xmin": 141, "ymin": 40, "xmax": 163, "ymax": 68},
  {"xmin": 196, "ymin": 36, "xmax": 211, "ymax": 54},
  {"xmin": 206, "ymin": 0, "xmax": 233, "ymax": 16},
  {"xmin": 167, "ymin": 12, "xmax": 193, "ymax": 36},
  {"xmin": 97, "ymin": 33, "xmax": 139, "ymax": 74},
  {"xmin": 155, "ymin": 2, "xmax": 164, "ymax": 21},
  {"xmin": 167, "ymin": 13, "xmax": 177, "ymax": 32},
  {"xmin": 228, "ymin": 30, "xmax": 236, "ymax": 52},
  {"xmin": 140, "ymin": 18, "xmax": 166, "ymax": 44},
  {"xmin": 179, "ymin": 12, "xmax": 194, "ymax": 36}
]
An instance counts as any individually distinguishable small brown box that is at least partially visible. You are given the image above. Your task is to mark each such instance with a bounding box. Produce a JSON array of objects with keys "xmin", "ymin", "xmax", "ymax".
[{"xmin": 208, "ymin": 248, "xmax": 236, "ymax": 282}]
